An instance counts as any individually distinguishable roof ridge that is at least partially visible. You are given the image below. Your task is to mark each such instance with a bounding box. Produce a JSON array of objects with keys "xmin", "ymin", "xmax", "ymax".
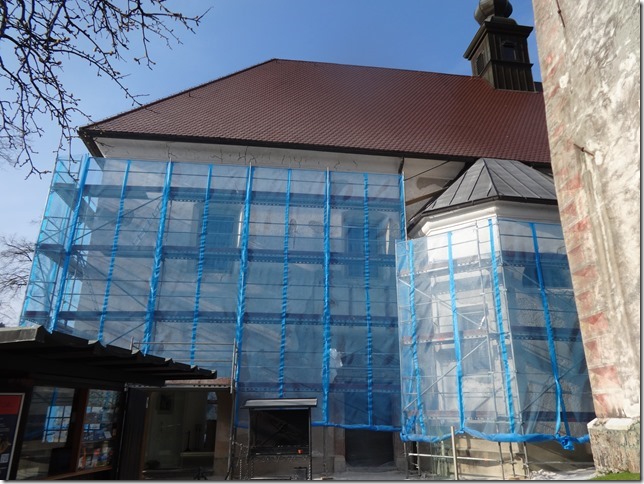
[
  {"xmin": 491, "ymin": 158, "xmax": 535, "ymax": 196},
  {"xmin": 78, "ymin": 60, "xmax": 551, "ymax": 164},
  {"xmin": 272, "ymin": 58, "xmax": 482, "ymax": 78},
  {"xmin": 80, "ymin": 59, "xmax": 494, "ymax": 134},
  {"xmin": 486, "ymin": 157, "xmax": 554, "ymax": 198},
  {"xmin": 481, "ymin": 158, "xmax": 501, "ymax": 197},
  {"xmin": 468, "ymin": 160, "xmax": 489, "ymax": 200},
  {"xmin": 79, "ymin": 58, "xmax": 280, "ymax": 133},
  {"xmin": 422, "ymin": 158, "xmax": 556, "ymax": 216}
]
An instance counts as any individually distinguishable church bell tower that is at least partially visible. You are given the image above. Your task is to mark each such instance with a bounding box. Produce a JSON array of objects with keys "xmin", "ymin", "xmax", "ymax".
[{"xmin": 464, "ymin": 0, "xmax": 536, "ymax": 91}]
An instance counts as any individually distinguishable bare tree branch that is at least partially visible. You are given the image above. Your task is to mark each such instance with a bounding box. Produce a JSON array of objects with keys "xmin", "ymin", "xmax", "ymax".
[
  {"xmin": 0, "ymin": 0, "xmax": 208, "ymax": 177},
  {"xmin": 0, "ymin": 234, "xmax": 33, "ymax": 325},
  {"xmin": 0, "ymin": 234, "xmax": 33, "ymax": 297}
]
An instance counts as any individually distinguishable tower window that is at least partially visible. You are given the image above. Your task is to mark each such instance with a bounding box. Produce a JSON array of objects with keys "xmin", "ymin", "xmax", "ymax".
[
  {"xmin": 476, "ymin": 53, "xmax": 486, "ymax": 75},
  {"xmin": 501, "ymin": 41, "xmax": 517, "ymax": 61}
]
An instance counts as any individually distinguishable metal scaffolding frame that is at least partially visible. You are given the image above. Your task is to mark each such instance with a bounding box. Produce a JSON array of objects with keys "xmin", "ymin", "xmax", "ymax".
[
  {"xmin": 21, "ymin": 156, "xmax": 405, "ymax": 431},
  {"xmin": 395, "ymin": 216, "xmax": 594, "ymax": 449}
]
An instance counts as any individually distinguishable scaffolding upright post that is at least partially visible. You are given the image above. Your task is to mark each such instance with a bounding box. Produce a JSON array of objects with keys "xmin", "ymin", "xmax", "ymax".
[
  {"xmin": 498, "ymin": 441, "xmax": 506, "ymax": 480},
  {"xmin": 509, "ymin": 441, "xmax": 517, "ymax": 478},
  {"xmin": 226, "ymin": 340, "xmax": 239, "ymax": 480},
  {"xmin": 403, "ymin": 441, "xmax": 409, "ymax": 478},
  {"xmin": 450, "ymin": 426, "xmax": 459, "ymax": 480},
  {"xmin": 322, "ymin": 425, "xmax": 327, "ymax": 477},
  {"xmin": 142, "ymin": 161, "xmax": 173, "ymax": 354},
  {"xmin": 48, "ymin": 154, "xmax": 91, "ymax": 332},
  {"xmin": 522, "ymin": 439, "xmax": 531, "ymax": 478},
  {"xmin": 517, "ymin": 421, "xmax": 531, "ymax": 478}
]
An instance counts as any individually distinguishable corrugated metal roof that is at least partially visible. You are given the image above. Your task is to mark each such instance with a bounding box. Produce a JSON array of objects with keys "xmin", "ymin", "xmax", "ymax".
[
  {"xmin": 422, "ymin": 157, "xmax": 557, "ymax": 214},
  {"xmin": 0, "ymin": 326, "xmax": 217, "ymax": 386},
  {"xmin": 79, "ymin": 59, "xmax": 551, "ymax": 164}
]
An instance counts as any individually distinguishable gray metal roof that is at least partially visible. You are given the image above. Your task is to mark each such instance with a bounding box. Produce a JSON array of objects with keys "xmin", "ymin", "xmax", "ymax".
[
  {"xmin": 422, "ymin": 158, "xmax": 557, "ymax": 214},
  {"xmin": 0, "ymin": 326, "xmax": 217, "ymax": 386}
]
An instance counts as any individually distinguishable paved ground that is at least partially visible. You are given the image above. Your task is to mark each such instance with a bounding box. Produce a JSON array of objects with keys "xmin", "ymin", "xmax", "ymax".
[
  {"xmin": 329, "ymin": 468, "xmax": 597, "ymax": 481},
  {"xmin": 143, "ymin": 464, "xmax": 598, "ymax": 480},
  {"xmin": 528, "ymin": 468, "xmax": 597, "ymax": 480},
  {"xmin": 328, "ymin": 465, "xmax": 598, "ymax": 481},
  {"xmin": 324, "ymin": 466, "xmax": 411, "ymax": 480}
]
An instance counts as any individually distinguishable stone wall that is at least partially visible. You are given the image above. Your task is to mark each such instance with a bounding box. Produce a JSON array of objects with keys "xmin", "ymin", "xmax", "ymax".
[
  {"xmin": 531, "ymin": 0, "xmax": 640, "ymax": 474},
  {"xmin": 587, "ymin": 418, "xmax": 640, "ymax": 474}
]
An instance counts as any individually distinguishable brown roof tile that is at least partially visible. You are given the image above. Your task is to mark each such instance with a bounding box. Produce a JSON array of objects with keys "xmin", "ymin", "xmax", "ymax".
[{"xmin": 80, "ymin": 59, "xmax": 551, "ymax": 164}]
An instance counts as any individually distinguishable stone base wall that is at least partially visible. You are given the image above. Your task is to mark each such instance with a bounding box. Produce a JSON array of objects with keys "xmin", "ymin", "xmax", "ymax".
[
  {"xmin": 409, "ymin": 437, "xmax": 593, "ymax": 480},
  {"xmin": 588, "ymin": 418, "xmax": 640, "ymax": 474}
]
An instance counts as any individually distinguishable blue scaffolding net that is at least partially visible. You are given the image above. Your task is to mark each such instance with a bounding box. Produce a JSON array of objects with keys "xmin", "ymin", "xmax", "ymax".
[
  {"xmin": 21, "ymin": 157, "xmax": 405, "ymax": 430},
  {"xmin": 395, "ymin": 217, "xmax": 594, "ymax": 449}
]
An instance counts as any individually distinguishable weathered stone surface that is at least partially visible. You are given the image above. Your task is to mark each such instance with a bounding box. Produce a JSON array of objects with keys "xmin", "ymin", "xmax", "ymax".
[
  {"xmin": 532, "ymin": 0, "xmax": 640, "ymax": 473},
  {"xmin": 588, "ymin": 418, "xmax": 640, "ymax": 474}
]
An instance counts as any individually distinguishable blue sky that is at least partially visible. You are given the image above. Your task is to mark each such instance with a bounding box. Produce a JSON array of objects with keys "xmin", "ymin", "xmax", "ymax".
[{"xmin": 1, "ymin": 0, "xmax": 541, "ymax": 243}]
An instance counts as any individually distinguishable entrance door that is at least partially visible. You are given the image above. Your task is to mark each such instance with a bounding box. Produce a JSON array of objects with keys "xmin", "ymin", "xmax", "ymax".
[{"xmin": 345, "ymin": 429, "xmax": 394, "ymax": 467}]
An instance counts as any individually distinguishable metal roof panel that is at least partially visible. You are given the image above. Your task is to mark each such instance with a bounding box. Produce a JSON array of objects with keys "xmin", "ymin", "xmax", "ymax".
[{"xmin": 79, "ymin": 59, "xmax": 550, "ymax": 164}]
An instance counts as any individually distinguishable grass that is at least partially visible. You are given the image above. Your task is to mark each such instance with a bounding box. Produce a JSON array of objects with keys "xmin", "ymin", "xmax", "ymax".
[{"xmin": 591, "ymin": 471, "xmax": 640, "ymax": 480}]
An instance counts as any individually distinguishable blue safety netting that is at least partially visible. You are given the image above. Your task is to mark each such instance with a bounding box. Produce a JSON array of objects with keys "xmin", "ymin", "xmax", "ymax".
[
  {"xmin": 395, "ymin": 217, "xmax": 594, "ymax": 449},
  {"xmin": 21, "ymin": 157, "xmax": 404, "ymax": 430}
]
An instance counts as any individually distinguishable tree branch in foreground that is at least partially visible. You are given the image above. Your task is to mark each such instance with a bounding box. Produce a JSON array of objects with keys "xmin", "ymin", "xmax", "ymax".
[{"xmin": 0, "ymin": 0, "xmax": 208, "ymax": 177}]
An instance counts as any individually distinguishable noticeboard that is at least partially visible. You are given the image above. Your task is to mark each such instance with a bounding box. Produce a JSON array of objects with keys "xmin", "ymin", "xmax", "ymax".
[{"xmin": 0, "ymin": 393, "xmax": 25, "ymax": 480}]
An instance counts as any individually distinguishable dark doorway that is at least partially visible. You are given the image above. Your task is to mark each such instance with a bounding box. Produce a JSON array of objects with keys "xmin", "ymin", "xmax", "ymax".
[
  {"xmin": 118, "ymin": 389, "xmax": 148, "ymax": 479},
  {"xmin": 345, "ymin": 429, "xmax": 393, "ymax": 467},
  {"xmin": 249, "ymin": 408, "xmax": 310, "ymax": 455}
]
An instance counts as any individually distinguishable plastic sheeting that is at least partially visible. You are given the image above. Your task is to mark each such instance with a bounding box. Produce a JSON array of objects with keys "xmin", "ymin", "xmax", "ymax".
[
  {"xmin": 396, "ymin": 217, "xmax": 593, "ymax": 449},
  {"xmin": 21, "ymin": 157, "xmax": 404, "ymax": 430}
]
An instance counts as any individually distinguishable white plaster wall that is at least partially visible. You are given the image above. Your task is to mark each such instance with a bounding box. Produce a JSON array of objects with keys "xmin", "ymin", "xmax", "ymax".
[
  {"xmin": 92, "ymin": 137, "xmax": 465, "ymax": 223},
  {"xmin": 414, "ymin": 200, "xmax": 563, "ymax": 238},
  {"xmin": 93, "ymin": 138, "xmax": 402, "ymax": 173}
]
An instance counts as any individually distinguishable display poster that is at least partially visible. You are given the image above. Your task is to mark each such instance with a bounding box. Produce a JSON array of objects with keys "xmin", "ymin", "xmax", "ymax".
[{"xmin": 0, "ymin": 393, "xmax": 25, "ymax": 480}]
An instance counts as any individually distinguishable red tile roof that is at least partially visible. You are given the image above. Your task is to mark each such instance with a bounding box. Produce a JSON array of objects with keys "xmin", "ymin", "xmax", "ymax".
[{"xmin": 79, "ymin": 59, "xmax": 551, "ymax": 164}]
